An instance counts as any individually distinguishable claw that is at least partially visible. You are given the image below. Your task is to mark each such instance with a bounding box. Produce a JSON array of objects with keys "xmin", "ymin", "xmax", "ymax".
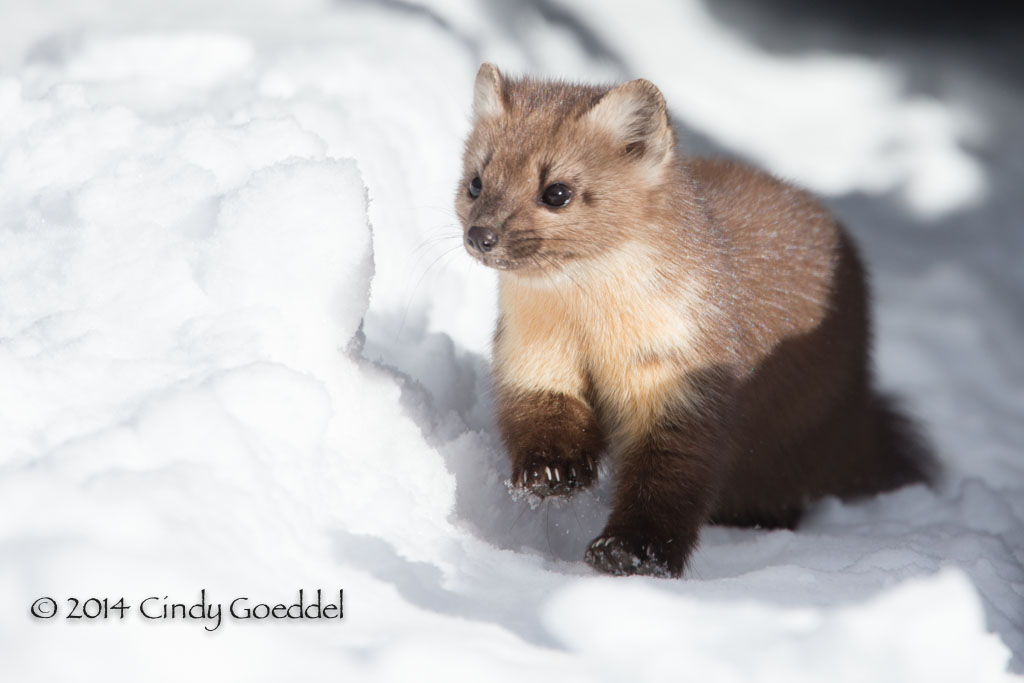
[
  {"xmin": 553, "ymin": 468, "xmax": 560, "ymax": 482},
  {"xmin": 545, "ymin": 466, "xmax": 552, "ymax": 481}
]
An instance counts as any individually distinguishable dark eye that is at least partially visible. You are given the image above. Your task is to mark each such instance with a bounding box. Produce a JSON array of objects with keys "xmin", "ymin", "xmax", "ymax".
[
  {"xmin": 540, "ymin": 183, "xmax": 572, "ymax": 208},
  {"xmin": 468, "ymin": 176, "xmax": 482, "ymax": 199}
]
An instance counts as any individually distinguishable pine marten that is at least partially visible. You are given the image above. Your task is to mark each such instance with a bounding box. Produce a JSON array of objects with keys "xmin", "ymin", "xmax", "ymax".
[{"xmin": 455, "ymin": 63, "xmax": 932, "ymax": 577}]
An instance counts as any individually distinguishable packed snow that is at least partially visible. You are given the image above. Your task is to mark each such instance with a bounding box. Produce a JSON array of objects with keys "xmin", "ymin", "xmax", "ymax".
[{"xmin": 0, "ymin": 0, "xmax": 1021, "ymax": 680}]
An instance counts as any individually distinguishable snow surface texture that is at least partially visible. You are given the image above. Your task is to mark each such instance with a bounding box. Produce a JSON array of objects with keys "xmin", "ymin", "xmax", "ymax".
[{"xmin": 1, "ymin": 0, "xmax": 1021, "ymax": 680}]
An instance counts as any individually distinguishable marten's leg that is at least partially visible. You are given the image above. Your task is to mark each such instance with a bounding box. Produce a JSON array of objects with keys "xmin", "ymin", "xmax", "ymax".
[
  {"xmin": 496, "ymin": 386, "xmax": 606, "ymax": 497},
  {"xmin": 585, "ymin": 393, "xmax": 728, "ymax": 577}
]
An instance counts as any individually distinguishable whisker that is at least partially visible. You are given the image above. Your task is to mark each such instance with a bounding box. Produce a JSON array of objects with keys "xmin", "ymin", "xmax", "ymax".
[
  {"xmin": 506, "ymin": 236, "xmax": 578, "ymax": 243},
  {"xmin": 539, "ymin": 252, "xmax": 587, "ymax": 292},
  {"xmin": 531, "ymin": 254, "xmax": 572, "ymax": 308},
  {"xmin": 398, "ymin": 244, "xmax": 464, "ymax": 339},
  {"xmin": 545, "ymin": 503, "xmax": 554, "ymax": 558},
  {"xmin": 402, "ymin": 232, "xmax": 463, "ymax": 296},
  {"xmin": 571, "ymin": 500, "xmax": 584, "ymax": 533},
  {"xmin": 407, "ymin": 205, "xmax": 462, "ymax": 218},
  {"xmin": 408, "ymin": 232, "xmax": 463, "ymax": 261},
  {"xmin": 507, "ymin": 495, "xmax": 530, "ymax": 534}
]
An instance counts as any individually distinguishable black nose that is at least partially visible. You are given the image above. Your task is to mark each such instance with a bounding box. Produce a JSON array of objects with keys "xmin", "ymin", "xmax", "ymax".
[{"xmin": 466, "ymin": 226, "xmax": 498, "ymax": 253}]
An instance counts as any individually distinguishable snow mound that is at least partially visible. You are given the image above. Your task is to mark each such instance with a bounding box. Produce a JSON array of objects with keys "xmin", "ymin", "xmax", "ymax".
[{"xmin": 546, "ymin": 570, "xmax": 1010, "ymax": 683}]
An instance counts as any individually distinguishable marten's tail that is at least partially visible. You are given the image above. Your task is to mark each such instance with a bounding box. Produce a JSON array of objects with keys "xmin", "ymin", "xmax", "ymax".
[{"xmin": 873, "ymin": 392, "xmax": 938, "ymax": 490}]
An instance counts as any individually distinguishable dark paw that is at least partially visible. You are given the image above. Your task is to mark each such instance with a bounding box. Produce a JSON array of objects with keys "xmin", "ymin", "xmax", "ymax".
[
  {"xmin": 512, "ymin": 452, "xmax": 597, "ymax": 499},
  {"xmin": 584, "ymin": 535, "xmax": 679, "ymax": 577}
]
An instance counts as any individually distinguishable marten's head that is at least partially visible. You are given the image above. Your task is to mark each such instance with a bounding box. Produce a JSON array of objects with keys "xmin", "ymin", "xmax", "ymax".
[{"xmin": 456, "ymin": 63, "xmax": 678, "ymax": 275}]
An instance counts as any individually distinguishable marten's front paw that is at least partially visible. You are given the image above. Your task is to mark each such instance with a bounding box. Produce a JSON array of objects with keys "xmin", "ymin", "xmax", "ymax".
[
  {"xmin": 511, "ymin": 451, "xmax": 597, "ymax": 498},
  {"xmin": 584, "ymin": 535, "xmax": 680, "ymax": 578}
]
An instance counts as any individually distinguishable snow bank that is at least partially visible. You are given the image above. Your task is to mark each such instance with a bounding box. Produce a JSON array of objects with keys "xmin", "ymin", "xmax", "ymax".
[
  {"xmin": 547, "ymin": 570, "xmax": 1009, "ymax": 683},
  {"xmin": 0, "ymin": 0, "xmax": 1020, "ymax": 680}
]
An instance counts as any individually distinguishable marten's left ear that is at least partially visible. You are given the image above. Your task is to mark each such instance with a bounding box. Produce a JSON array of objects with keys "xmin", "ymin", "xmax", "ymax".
[
  {"xmin": 585, "ymin": 79, "xmax": 674, "ymax": 162},
  {"xmin": 473, "ymin": 62, "xmax": 505, "ymax": 120}
]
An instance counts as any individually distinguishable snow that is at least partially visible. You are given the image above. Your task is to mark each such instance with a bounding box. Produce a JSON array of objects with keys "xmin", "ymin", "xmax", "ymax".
[{"xmin": 0, "ymin": 0, "xmax": 1021, "ymax": 680}]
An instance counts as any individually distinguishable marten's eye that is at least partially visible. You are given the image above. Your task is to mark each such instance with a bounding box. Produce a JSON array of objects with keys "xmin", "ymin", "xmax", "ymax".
[
  {"xmin": 468, "ymin": 176, "xmax": 482, "ymax": 199},
  {"xmin": 540, "ymin": 183, "xmax": 573, "ymax": 208}
]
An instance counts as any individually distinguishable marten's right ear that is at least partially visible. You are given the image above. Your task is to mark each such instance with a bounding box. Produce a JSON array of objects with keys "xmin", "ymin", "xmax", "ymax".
[
  {"xmin": 585, "ymin": 79, "xmax": 674, "ymax": 163},
  {"xmin": 473, "ymin": 62, "xmax": 505, "ymax": 120}
]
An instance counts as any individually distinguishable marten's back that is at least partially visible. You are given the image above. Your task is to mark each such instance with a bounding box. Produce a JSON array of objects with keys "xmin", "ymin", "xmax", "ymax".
[
  {"xmin": 689, "ymin": 158, "xmax": 928, "ymax": 524},
  {"xmin": 690, "ymin": 158, "xmax": 857, "ymax": 367}
]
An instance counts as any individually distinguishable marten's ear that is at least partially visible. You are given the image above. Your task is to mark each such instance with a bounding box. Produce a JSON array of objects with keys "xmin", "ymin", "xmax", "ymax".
[
  {"xmin": 473, "ymin": 62, "xmax": 505, "ymax": 120},
  {"xmin": 585, "ymin": 79, "xmax": 674, "ymax": 162}
]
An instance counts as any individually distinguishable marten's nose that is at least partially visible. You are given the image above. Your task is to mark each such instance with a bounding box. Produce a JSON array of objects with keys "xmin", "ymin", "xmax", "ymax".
[{"xmin": 466, "ymin": 226, "xmax": 498, "ymax": 253}]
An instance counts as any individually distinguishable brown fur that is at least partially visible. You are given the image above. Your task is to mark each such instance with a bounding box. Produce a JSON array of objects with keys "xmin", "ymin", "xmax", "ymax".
[{"xmin": 456, "ymin": 63, "xmax": 933, "ymax": 577}]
